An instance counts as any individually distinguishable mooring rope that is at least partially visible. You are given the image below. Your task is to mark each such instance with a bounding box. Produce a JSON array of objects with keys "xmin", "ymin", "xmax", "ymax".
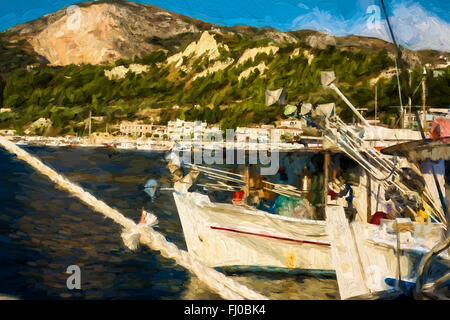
[{"xmin": 0, "ymin": 136, "xmax": 268, "ymax": 300}]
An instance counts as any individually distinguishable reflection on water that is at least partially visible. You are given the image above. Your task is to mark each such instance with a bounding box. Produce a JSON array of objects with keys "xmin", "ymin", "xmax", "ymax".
[
  {"xmin": 0, "ymin": 146, "xmax": 338, "ymax": 299},
  {"xmin": 182, "ymin": 273, "xmax": 339, "ymax": 300}
]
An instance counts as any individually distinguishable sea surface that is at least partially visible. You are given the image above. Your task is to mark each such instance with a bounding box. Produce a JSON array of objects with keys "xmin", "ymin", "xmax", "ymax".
[{"xmin": 0, "ymin": 146, "xmax": 339, "ymax": 300}]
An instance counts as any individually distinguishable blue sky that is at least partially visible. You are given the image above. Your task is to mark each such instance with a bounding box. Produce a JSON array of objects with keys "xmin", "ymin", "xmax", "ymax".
[{"xmin": 1, "ymin": 0, "xmax": 450, "ymax": 51}]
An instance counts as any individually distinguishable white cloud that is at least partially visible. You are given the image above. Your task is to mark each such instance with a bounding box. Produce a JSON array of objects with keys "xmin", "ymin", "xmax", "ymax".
[
  {"xmin": 297, "ymin": 3, "xmax": 309, "ymax": 10},
  {"xmin": 290, "ymin": 1, "xmax": 450, "ymax": 52},
  {"xmin": 355, "ymin": 2, "xmax": 450, "ymax": 51},
  {"xmin": 390, "ymin": 3, "xmax": 450, "ymax": 51},
  {"xmin": 290, "ymin": 7, "xmax": 348, "ymax": 35}
]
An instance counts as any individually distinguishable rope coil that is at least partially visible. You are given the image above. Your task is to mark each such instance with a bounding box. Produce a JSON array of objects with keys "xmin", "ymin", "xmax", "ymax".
[{"xmin": 0, "ymin": 136, "xmax": 268, "ymax": 300}]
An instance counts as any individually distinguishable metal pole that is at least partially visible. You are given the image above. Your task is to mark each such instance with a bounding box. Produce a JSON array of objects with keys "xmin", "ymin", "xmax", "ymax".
[
  {"xmin": 374, "ymin": 85, "xmax": 378, "ymax": 123},
  {"xmin": 88, "ymin": 110, "xmax": 92, "ymax": 137},
  {"xmin": 415, "ymin": 110, "xmax": 448, "ymax": 233},
  {"xmin": 394, "ymin": 59, "xmax": 404, "ymax": 128},
  {"xmin": 329, "ymin": 83, "xmax": 371, "ymax": 127},
  {"xmin": 408, "ymin": 70, "xmax": 412, "ymax": 128},
  {"xmin": 422, "ymin": 76, "xmax": 427, "ymax": 132}
]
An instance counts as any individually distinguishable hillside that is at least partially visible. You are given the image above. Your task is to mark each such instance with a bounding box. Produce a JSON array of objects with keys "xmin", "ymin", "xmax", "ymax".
[
  {"xmin": 0, "ymin": 0, "xmax": 449, "ymax": 135},
  {"xmin": 4, "ymin": 0, "xmax": 215, "ymax": 66}
]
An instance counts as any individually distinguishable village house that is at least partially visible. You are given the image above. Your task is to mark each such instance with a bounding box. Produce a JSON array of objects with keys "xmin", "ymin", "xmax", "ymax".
[
  {"xmin": 119, "ymin": 121, "xmax": 154, "ymax": 136},
  {"xmin": 151, "ymin": 125, "xmax": 167, "ymax": 138},
  {"xmin": 119, "ymin": 117, "xmax": 309, "ymax": 142},
  {"xmin": 167, "ymin": 119, "xmax": 207, "ymax": 140},
  {"xmin": 274, "ymin": 119, "xmax": 303, "ymax": 140},
  {"xmin": 235, "ymin": 125, "xmax": 271, "ymax": 143},
  {"xmin": 203, "ymin": 125, "xmax": 222, "ymax": 141}
]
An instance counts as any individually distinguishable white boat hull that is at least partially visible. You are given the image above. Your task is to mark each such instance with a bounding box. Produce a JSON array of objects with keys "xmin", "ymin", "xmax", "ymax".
[
  {"xmin": 174, "ymin": 192, "xmax": 333, "ymax": 272},
  {"xmin": 173, "ymin": 191, "xmax": 448, "ymax": 295}
]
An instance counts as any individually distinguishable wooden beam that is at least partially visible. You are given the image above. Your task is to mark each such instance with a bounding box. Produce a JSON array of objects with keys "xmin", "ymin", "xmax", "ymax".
[
  {"xmin": 326, "ymin": 206, "xmax": 369, "ymax": 299},
  {"xmin": 367, "ymin": 171, "xmax": 372, "ymax": 223},
  {"xmin": 323, "ymin": 151, "xmax": 330, "ymax": 206},
  {"xmin": 422, "ymin": 77, "xmax": 427, "ymax": 132}
]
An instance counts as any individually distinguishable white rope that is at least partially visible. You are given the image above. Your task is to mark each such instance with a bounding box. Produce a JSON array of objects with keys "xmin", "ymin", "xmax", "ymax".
[
  {"xmin": 325, "ymin": 118, "xmax": 446, "ymax": 225},
  {"xmin": 188, "ymin": 163, "xmax": 306, "ymax": 198},
  {"xmin": 0, "ymin": 136, "xmax": 268, "ymax": 300}
]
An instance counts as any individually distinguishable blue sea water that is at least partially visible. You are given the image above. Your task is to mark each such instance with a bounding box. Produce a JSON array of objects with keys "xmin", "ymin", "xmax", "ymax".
[{"xmin": 0, "ymin": 146, "xmax": 339, "ymax": 299}]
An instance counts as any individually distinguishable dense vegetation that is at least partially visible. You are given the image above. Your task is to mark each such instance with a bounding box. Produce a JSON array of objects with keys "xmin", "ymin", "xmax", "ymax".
[{"xmin": 1, "ymin": 31, "xmax": 449, "ymax": 135}]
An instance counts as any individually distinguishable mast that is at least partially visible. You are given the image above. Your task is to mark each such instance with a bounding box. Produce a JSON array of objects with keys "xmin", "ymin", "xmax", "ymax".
[
  {"xmin": 408, "ymin": 70, "xmax": 412, "ymax": 128},
  {"xmin": 422, "ymin": 68, "xmax": 427, "ymax": 132},
  {"xmin": 88, "ymin": 110, "xmax": 92, "ymax": 137},
  {"xmin": 89, "ymin": 111, "xmax": 92, "ymax": 136},
  {"xmin": 374, "ymin": 85, "xmax": 378, "ymax": 123},
  {"xmin": 394, "ymin": 59, "xmax": 404, "ymax": 128},
  {"xmin": 381, "ymin": 0, "xmax": 412, "ymax": 129}
]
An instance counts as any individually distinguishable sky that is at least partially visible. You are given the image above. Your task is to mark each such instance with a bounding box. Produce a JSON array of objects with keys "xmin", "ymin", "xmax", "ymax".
[{"xmin": 1, "ymin": 0, "xmax": 449, "ymax": 51}]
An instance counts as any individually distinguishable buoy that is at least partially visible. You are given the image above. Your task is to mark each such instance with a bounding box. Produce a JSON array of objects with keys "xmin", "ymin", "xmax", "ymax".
[{"xmin": 144, "ymin": 179, "xmax": 160, "ymax": 202}]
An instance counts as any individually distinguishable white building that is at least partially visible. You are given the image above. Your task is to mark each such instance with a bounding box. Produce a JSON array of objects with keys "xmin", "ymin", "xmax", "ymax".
[
  {"xmin": 236, "ymin": 125, "xmax": 270, "ymax": 142},
  {"xmin": 274, "ymin": 119, "xmax": 303, "ymax": 139},
  {"xmin": 402, "ymin": 108, "xmax": 449, "ymax": 128},
  {"xmin": 276, "ymin": 119, "xmax": 303, "ymax": 129},
  {"xmin": 168, "ymin": 119, "xmax": 207, "ymax": 141},
  {"xmin": 203, "ymin": 125, "xmax": 222, "ymax": 141},
  {"xmin": 119, "ymin": 122, "xmax": 155, "ymax": 136}
]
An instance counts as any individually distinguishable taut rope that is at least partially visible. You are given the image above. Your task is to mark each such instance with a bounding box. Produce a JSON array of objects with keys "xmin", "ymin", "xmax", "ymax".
[{"xmin": 0, "ymin": 136, "xmax": 268, "ymax": 300}]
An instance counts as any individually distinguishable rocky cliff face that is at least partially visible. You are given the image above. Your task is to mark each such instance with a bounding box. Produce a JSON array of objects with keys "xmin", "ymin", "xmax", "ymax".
[
  {"xmin": 6, "ymin": 1, "xmax": 212, "ymax": 65},
  {"xmin": 167, "ymin": 31, "xmax": 228, "ymax": 68}
]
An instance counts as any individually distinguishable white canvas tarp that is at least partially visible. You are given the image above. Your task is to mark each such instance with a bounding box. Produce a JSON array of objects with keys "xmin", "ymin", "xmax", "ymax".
[
  {"xmin": 265, "ymin": 87, "xmax": 286, "ymax": 106},
  {"xmin": 313, "ymin": 103, "xmax": 335, "ymax": 118}
]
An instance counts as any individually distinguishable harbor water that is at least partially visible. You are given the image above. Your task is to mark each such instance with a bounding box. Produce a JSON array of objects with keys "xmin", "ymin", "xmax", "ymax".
[{"xmin": 0, "ymin": 146, "xmax": 339, "ymax": 299}]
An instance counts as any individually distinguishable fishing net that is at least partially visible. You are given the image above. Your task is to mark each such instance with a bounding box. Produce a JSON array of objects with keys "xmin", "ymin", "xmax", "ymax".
[{"xmin": 274, "ymin": 195, "xmax": 315, "ymax": 220}]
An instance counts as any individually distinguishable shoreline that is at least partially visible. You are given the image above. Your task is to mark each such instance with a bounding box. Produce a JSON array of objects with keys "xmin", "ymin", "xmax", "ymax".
[
  {"xmin": 1, "ymin": 129, "xmax": 422, "ymax": 152},
  {"xmin": 2, "ymin": 134, "xmax": 324, "ymax": 152}
]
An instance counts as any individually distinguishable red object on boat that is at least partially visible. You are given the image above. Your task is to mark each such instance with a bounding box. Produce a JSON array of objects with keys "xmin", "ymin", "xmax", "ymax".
[
  {"xmin": 233, "ymin": 190, "xmax": 245, "ymax": 203},
  {"xmin": 430, "ymin": 117, "xmax": 450, "ymax": 143},
  {"xmin": 370, "ymin": 211, "xmax": 389, "ymax": 225},
  {"xmin": 138, "ymin": 210, "xmax": 146, "ymax": 224},
  {"xmin": 328, "ymin": 189, "xmax": 338, "ymax": 200}
]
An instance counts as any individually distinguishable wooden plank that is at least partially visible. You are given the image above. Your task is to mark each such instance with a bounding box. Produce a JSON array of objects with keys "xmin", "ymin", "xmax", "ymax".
[
  {"xmin": 323, "ymin": 151, "xmax": 330, "ymax": 206},
  {"xmin": 351, "ymin": 222, "xmax": 391, "ymax": 293},
  {"xmin": 326, "ymin": 205, "xmax": 369, "ymax": 299},
  {"xmin": 366, "ymin": 173, "xmax": 372, "ymax": 223}
]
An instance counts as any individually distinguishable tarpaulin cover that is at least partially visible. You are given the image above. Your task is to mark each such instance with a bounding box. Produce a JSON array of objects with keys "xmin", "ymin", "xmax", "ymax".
[
  {"xmin": 430, "ymin": 117, "xmax": 450, "ymax": 142},
  {"xmin": 265, "ymin": 87, "xmax": 286, "ymax": 106}
]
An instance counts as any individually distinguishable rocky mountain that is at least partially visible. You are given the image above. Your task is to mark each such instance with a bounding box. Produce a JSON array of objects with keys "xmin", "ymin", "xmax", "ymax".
[
  {"xmin": 4, "ymin": 0, "xmax": 213, "ymax": 65},
  {"xmin": 3, "ymin": 0, "xmax": 298, "ymax": 67},
  {"xmin": 2, "ymin": 0, "xmax": 448, "ymax": 68},
  {"xmin": 289, "ymin": 30, "xmax": 448, "ymax": 68},
  {"xmin": 1, "ymin": 0, "xmax": 449, "ymax": 135}
]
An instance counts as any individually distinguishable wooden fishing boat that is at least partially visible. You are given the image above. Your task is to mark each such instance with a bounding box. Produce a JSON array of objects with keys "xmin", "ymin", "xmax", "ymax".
[
  {"xmin": 171, "ymin": 151, "xmax": 447, "ymax": 299},
  {"xmin": 173, "ymin": 191, "xmax": 333, "ymax": 273},
  {"xmin": 170, "ymin": 110, "xmax": 448, "ymax": 300},
  {"xmin": 169, "ymin": 70, "xmax": 449, "ymax": 299},
  {"xmin": 173, "ymin": 182, "xmax": 448, "ymax": 299}
]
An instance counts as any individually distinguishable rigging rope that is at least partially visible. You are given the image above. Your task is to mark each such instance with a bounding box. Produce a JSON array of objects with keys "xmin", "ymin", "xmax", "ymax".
[
  {"xmin": 0, "ymin": 136, "xmax": 268, "ymax": 300},
  {"xmin": 371, "ymin": 154, "xmax": 397, "ymax": 182}
]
